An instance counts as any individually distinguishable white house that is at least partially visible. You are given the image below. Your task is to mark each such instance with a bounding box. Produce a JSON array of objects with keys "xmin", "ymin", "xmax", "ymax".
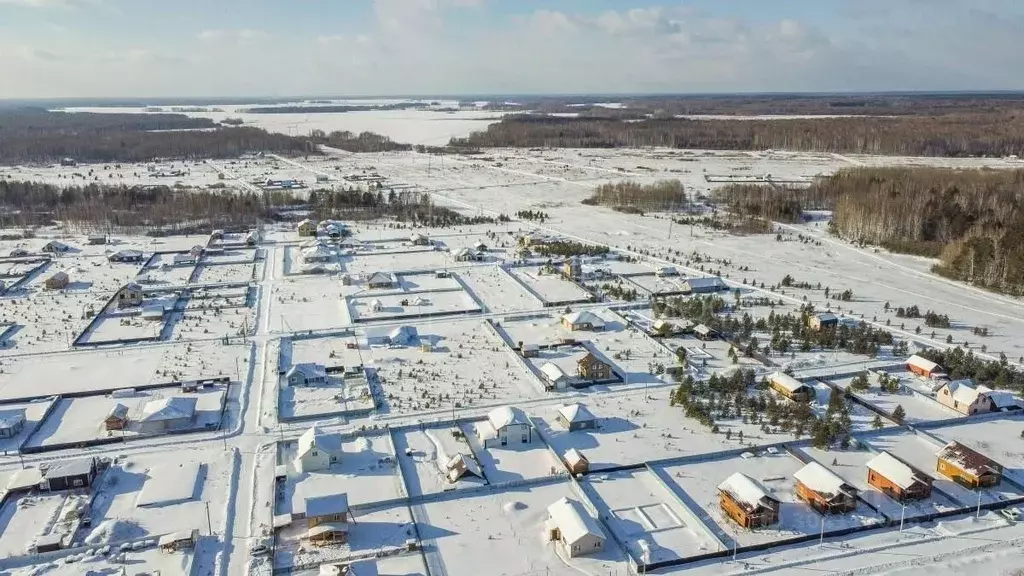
[
  {"xmin": 545, "ymin": 497, "xmax": 605, "ymax": 558},
  {"xmin": 138, "ymin": 397, "xmax": 197, "ymax": 433},
  {"xmin": 479, "ymin": 406, "xmax": 532, "ymax": 448},
  {"xmin": 302, "ymin": 244, "xmax": 334, "ymax": 263},
  {"xmin": 294, "ymin": 426, "xmax": 344, "ymax": 473},
  {"xmin": 561, "ymin": 310, "xmax": 605, "ymax": 331},
  {"xmin": 0, "ymin": 409, "xmax": 26, "ymax": 438},
  {"xmin": 286, "ymin": 363, "xmax": 329, "ymax": 387}
]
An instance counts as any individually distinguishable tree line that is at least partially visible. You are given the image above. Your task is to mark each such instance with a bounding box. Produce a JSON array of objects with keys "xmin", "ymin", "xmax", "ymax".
[
  {"xmin": 450, "ymin": 113, "xmax": 1024, "ymax": 157},
  {"xmin": 582, "ymin": 180, "xmax": 687, "ymax": 211},
  {"xmin": 310, "ymin": 129, "xmax": 413, "ymax": 153}
]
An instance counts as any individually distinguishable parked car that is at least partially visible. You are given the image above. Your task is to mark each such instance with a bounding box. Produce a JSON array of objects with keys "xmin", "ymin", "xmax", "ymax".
[{"xmin": 251, "ymin": 544, "xmax": 270, "ymax": 556}]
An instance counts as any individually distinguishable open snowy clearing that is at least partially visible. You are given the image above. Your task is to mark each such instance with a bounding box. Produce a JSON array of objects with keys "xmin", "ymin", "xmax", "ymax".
[
  {"xmin": 348, "ymin": 289, "xmax": 479, "ymax": 322},
  {"xmin": 456, "ymin": 265, "xmax": 542, "ymax": 312},
  {"xmin": 507, "ymin": 266, "xmax": 592, "ymax": 304},
  {"xmin": 272, "ymin": 276, "xmax": 352, "ymax": 332}
]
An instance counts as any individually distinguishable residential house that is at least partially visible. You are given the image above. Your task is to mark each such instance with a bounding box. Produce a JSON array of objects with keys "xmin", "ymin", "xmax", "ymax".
[
  {"xmin": 480, "ymin": 406, "xmax": 533, "ymax": 448},
  {"xmin": 693, "ymin": 324, "xmax": 717, "ymax": 341},
  {"xmin": 445, "ymin": 453, "xmax": 483, "ymax": 483},
  {"xmin": 41, "ymin": 458, "xmax": 98, "ymax": 491},
  {"xmin": 561, "ymin": 310, "xmax": 605, "ymax": 332},
  {"xmin": 562, "ymin": 257, "xmax": 582, "ymax": 280},
  {"xmin": 159, "ymin": 529, "xmax": 199, "ymax": 553},
  {"xmin": 557, "ymin": 403, "xmax": 597, "ymax": 432},
  {"xmin": 809, "ymin": 313, "xmax": 839, "ymax": 331},
  {"xmin": 286, "ymin": 363, "xmax": 329, "ymax": 387},
  {"xmin": 104, "ymin": 404, "xmax": 130, "ymax": 431},
  {"xmin": 541, "ymin": 363, "xmax": 571, "ymax": 391},
  {"xmin": 717, "ymin": 473, "xmax": 781, "ymax": 529},
  {"xmin": 297, "ymin": 219, "xmax": 317, "ymax": 237},
  {"xmin": 8, "ymin": 248, "xmax": 29, "ymax": 258},
  {"xmin": 108, "ymin": 249, "xmax": 144, "ymax": 263},
  {"xmin": 769, "ymin": 372, "xmax": 814, "ymax": 402},
  {"xmin": 322, "ymin": 223, "xmax": 343, "ymax": 238},
  {"xmin": 87, "ymin": 234, "xmax": 107, "ymax": 245},
  {"xmin": 303, "ymin": 493, "xmax": 351, "ymax": 546},
  {"xmin": 141, "ymin": 305, "xmax": 166, "ymax": 322},
  {"xmin": 41, "ymin": 240, "xmax": 71, "ymax": 254},
  {"xmin": 563, "ymin": 448, "xmax": 590, "ymax": 475},
  {"xmin": 577, "ymin": 352, "xmax": 613, "ymax": 381},
  {"xmin": 682, "ymin": 277, "xmax": 727, "ymax": 294},
  {"xmin": 515, "ymin": 246, "xmax": 533, "ymax": 259},
  {"xmin": 44, "ymin": 271, "xmax": 69, "ymax": 290},
  {"xmin": 934, "ymin": 379, "xmax": 995, "ymax": 415},
  {"xmin": 794, "ymin": 462, "xmax": 859, "ymax": 514},
  {"xmin": 138, "ymin": 396, "xmax": 196, "ymax": 433},
  {"xmin": 409, "ymin": 232, "xmax": 431, "ymax": 246},
  {"xmin": 32, "ymin": 533, "xmax": 66, "ymax": 553},
  {"xmin": 520, "ymin": 343, "xmax": 540, "ymax": 358},
  {"xmin": 652, "ymin": 319, "xmax": 677, "ymax": 337},
  {"xmin": 302, "ymin": 244, "xmax": 333, "ymax": 263},
  {"xmin": 0, "ymin": 409, "xmax": 25, "ymax": 438},
  {"xmin": 366, "ymin": 272, "xmax": 396, "ymax": 289},
  {"xmin": 294, "ymin": 426, "xmax": 343, "ymax": 473},
  {"xmin": 473, "ymin": 241, "xmax": 487, "ymax": 252},
  {"xmin": 866, "ymin": 451, "xmax": 933, "ymax": 502},
  {"xmin": 656, "ymin": 266, "xmax": 678, "ymax": 277},
  {"xmin": 117, "ymin": 282, "xmax": 144, "ymax": 309},
  {"xmin": 545, "ymin": 497, "xmax": 605, "ymax": 558},
  {"xmin": 210, "ymin": 229, "xmax": 224, "ymax": 240},
  {"xmin": 907, "ymin": 355, "xmax": 947, "ymax": 380},
  {"xmin": 173, "ymin": 253, "xmax": 196, "ymax": 266},
  {"xmin": 453, "ymin": 247, "xmax": 478, "ymax": 262},
  {"xmin": 245, "ymin": 230, "xmax": 262, "ymax": 246},
  {"xmin": 936, "ymin": 441, "xmax": 1002, "ymax": 489}
]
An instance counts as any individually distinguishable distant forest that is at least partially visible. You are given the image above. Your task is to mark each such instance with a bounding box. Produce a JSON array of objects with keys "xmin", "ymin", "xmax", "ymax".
[
  {"xmin": 450, "ymin": 113, "xmax": 1024, "ymax": 158},
  {"xmin": 716, "ymin": 168, "xmax": 1024, "ymax": 296},
  {"xmin": 582, "ymin": 180, "xmax": 687, "ymax": 212},
  {"xmin": 309, "ymin": 130, "xmax": 412, "ymax": 153},
  {"xmin": 0, "ymin": 110, "xmax": 312, "ymax": 165},
  {"xmin": 244, "ymin": 103, "xmax": 421, "ymax": 114}
]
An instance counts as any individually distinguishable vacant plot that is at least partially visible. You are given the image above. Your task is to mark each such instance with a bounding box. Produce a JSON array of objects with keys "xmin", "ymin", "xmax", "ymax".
[
  {"xmin": 508, "ymin": 266, "xmax": 591, "ymax": 303},
  {"xmin": 273, "ymin": 277, "xmax": 351, "ymax": 332},
  {"xmin": 348, "ymin": 290, "xmax": 479, "ymax": 322},
  {"xmin": 456, "ymin": 266, "xmax": 542, "ymax": 313}
]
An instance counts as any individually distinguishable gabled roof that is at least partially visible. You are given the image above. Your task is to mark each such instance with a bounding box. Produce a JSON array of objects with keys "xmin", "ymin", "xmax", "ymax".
[
  {"xmin": 558, "ymin": 403, "xmax": 596, "ymax": 424},
  {"xmin": 106, "ymin": 403, "xmax": 130, "ymax": 421},
  {"xmin": 44, "ymin": 458, "xmax": 95, "ymax": 479},
  {"xmin": 718, "ymin": 472, "xmax": 779, "ymax": 510},
  {"xmin": 977, "ymin": 385, "xmax": 1023, "ymax": 409},
  {"xmin": 866, "ymin": 451, "xmax": 928, "ymax": 490},
  {"xmin": 540, "ymin": 362, "xmax": 568, "ymax": 382},
  {"xmin": 445, "ymin": 453, "xmax": 482, "ymax": 481},
  {"xmin": 367, "ymin": 272, "xmax": 395, "ymax": 284},
  {"xmin": 488, "ymin": 406, "xmax": 529, "ymax": 430},
  {"xmin": 304, "ymin": 493, "xmax": 350, "ymax": 519},
  {"xmin": 907, "ymin": 354, "xmax": 941, "ymax": 374},
  {"xmin": 301, "ymin": 244, "xmax": 333, "ymax": 258},
  {"xmin": 0, "ymin": 409, "xmax": 25, "ymax": 430},
  {"xmin": 577, "ymin": 352, "xmax": 608, "ymax": 368},
  {"xmin": 140, "ymin": 396, "xmax": 196, "ymax": 422},
  {"xmin": 287, "ymin": 363, "xmax": 327, "ymax": 381},
  {"xmin": 940, "ymin": 379, "xmax": 983, "ymax": 406},
  {"xmin": 793, "ymin": 462, "xmax": 855, "ymax": 499},
  {"xmin": 936, "ymin": 441, "xmax": 1001, "ymax": 476},
  {"xmin": 562, "ymin": 310, "xmax": 605, "ymax": 328},
  {"xmin": 297, "ymin": 426, "xmax": 343, "ymax": 457},
  {"xmin": 546, "ymin": 497, "xmax": 605, "ymax": 546},
  {"xmin": 123, "ymin": 282, "xmax": 142, "ymax": 293},
  {"xmin": 815, "ymin": 313, "xmax": 838, "ymax": 323},
  {"xmin": 685, "ymin": 277, "xmax": 726, "ymax": 290},
  {"xmin": 770, "ymin": 372, "xmax": 809, "ymax": 393},
  {"xmin": 388, "ymin": 325, "xmax": 417, "ymax": 344},
  {"xmin": 564, "ymin": 448, "xmax": 588, "ymax": 468}
]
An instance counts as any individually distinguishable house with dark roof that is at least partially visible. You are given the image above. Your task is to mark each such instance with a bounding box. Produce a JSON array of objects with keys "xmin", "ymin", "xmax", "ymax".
[{"xmin": 936, "ymin": 441, "xmax": 1002, "ymax": 489}]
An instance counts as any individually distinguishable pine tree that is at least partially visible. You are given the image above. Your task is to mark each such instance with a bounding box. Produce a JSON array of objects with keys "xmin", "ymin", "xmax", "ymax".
[{"xmin": 892, "ymin": 405, "xmax": 906, "ymax": 423}]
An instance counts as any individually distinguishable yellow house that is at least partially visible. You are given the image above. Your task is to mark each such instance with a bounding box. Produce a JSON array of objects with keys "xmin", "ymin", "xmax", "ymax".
[{"xmin": 936, "ymin": 441, "xmax": 1002, "ymax": 489}]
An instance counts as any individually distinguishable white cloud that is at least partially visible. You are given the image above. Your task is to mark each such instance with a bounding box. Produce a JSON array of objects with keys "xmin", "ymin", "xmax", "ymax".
[{"xmin": 197, "ymin": 29, "xmax": 267, "ymax": 42}]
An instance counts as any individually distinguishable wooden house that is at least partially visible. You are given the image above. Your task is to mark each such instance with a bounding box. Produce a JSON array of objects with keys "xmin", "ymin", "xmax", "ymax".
[
  {"xmin": 562, "ymin": 257, "xmax": 582, "ymax": 280},
  {"xmin": 936, "ymin": 441, "xmax": 1002, "ymax": 489},
  {"xmin": 907, "ymin": 355, "xmax": 947, "ymax": 380},
  {"xmin": 866, "ymin": 451, "xmax": 933, "ymax": 502},
  {"xmin": 693, "ymin": 324, "xmax": 717, "ymax": 341},
  {"xmin": 563, "ymin": 448, "xmax": 589, "ymax": 475},
  {"xmin": 576, "ymin": 352, "xmax": 613, "ymax": 381},
  {"xmin": 303, "ymin": 494, "xmax": 351, "ymax": 546},
  {"xmin": 117, "ymin": 282, "xmax": 144, "ymax": 309},
  {"xmin": 717, "ymin": 473, "xmax": 780, "ymax": 529},
  {"xmin": 808, "ymin": 313, "xmax": 839, "ymax": 331},
  {"xmin": 557, "ymin": 403, "xmax": 597, "ymax": 432},
  {"xmin": 794, "ymin": 462, "xmax": 859, "ymax": 514},
  {"xmin": 104, "ymin": 403, "xmax": 130, "ymax": 431},
  {"xmin": 159, "ymin": 529, "xmax": 198, "ymax": 553},
  {"xmin": 768, "ymin": 372, "xmax": 814, "ymax": 402},
  {"xmin": 297, "ymin": 219, "xmax": 317, "ymax": 237},
  {"xmin": 44, "ymin": 271, "xmax": 69, "ymax": 290},
  {"xmin": 561, "ymin": 311, "xmax": 605, "ymax": 332}
]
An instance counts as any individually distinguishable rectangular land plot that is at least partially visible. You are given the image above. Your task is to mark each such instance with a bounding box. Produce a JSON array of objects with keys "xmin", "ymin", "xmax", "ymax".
[
  {"xmin": 393, "ymin": 426, "xmax": 486, "ymax": 497},
  {"xmin": 279, "ymin": 371, "xmax": 373, "ymax": 420},
  {"xmin": 273, "ymin": 277, "xmax": 352, "ymax": 331},
  {"xmin": 863, "ymin": 429, "xmax": 1024, "ymax": 507},
  {"xmin": 660, "ymin": 452, "xmax": 885, "ymax": 548},
  {"xmin": 343, "ymin": 250, "xmax": 452, "ymax": 277},
  {"xmin": 419, "ymin": 480, "xmax": 627, "ymax": 576},
  {"xmin": 581, "ymin": 468, "xmax": 722, "ymax": 563},
  {"xmin": 456, "ymin": 266, "xmax": 542, "ymax": 313},
  {"xmin": 280, "ymin": 433, "xmax": 405, "ymax": 510},
  {"xmin": 460, "ymin": 420, "xmax": 561, "ymax": 484},
  {"xmin": 348, "ymin": 290, "xmax": 479, "ymax": 322},
  {"xmin": 0, "ymin": 492, "xmax": 84, "ymax": 558},
  {"xmin": 275, "ymin": 504, "xmax": 417, "ymax": 571},
  {"xmin": 0, "ymin": 398, "xmax": 56, "ymax": 453},
  {"xmin": 926, "ymin": 416, "xmax": 1024, "ymax": 486},
  {"xmin": 508, "ymin": 266, "xmax": 591, "ymax": 303},
  {"xmin": 365, "ymin": 319, "xmax": 541, "ymax": 415},
  {"xmin": 831, "ymin": 374, "xmax": 960, "ymax": 424}
]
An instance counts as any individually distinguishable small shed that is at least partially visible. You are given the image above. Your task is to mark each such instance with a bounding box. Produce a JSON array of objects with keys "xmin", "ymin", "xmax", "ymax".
[
  {"xmin": 367, "ymin": 272, "xmax": 396, "ymax": 289},
  {"xmin": 540, "ymin": 362, "xmax": 570, "ymax": 391},
  {"xmin": 159, "ymin": 528, "xmax": 199, "ymax": 552},
  {"xmin": 445, "ymin": 453, "xmax": 483, "ymax": 483},
  {"xmin": 44, "ymin": 271, "xmax": 70, "ymax": 290},
  {"xmin": 0, "ymin": 410, "xmax": 26, "ymax": 438},
  {"xmin": 32, "ymin": 533, "xmax": 66, "ymax": 553},
  {"xmin": 683, "ymin": 277, "xmax": 727, "ymax": 294},
  {"xmin": 563, "ymin": 448, "xmax": 589, "ymax": 475},
  {"xmin": 557, "ymin": 403, "xmax": 597, "ymax": 432},
  {"xmin": 907, "ymin": 355, "xmax": 947, "ymax": 380},
  {"xmin": 104, "ymin": 403, "xmax": 130, "ymax": 431},
  {"xmin": 298, "ymin": 219, "xmax": 317, "ymax": 237},
  {"xmin": 141, "ymin": 305, "xmax": 166, "ymax": 322},
  {"xmin": 409, "ymin": 232, "xmax": 431, "ymax": 246},
  {"xmin": 656, "ymin": 266, "xmax": 678, "ymax": 277},
  {"xmin": 561, "ymin": 311, "xmax": 605, "ymax": 332},
  {"xmin": 693, "ymin": 324, "xmax": 717, "ymax": 341},
  {"xmin": 520, "ymin": 343, "xmax": 540, "ymax": 358},
  {"xmin": 87, "ymin": 234, "xmax": 107, "ymax": 245}
]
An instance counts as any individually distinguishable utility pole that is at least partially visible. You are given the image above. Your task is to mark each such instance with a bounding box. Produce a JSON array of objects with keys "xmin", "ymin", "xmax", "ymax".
[
  {"xmin": 819, "ymin": 514, "xmax": 825, "ymax": 548},
  {"xmin": 205, "ymin": 500, "xmax": 213, "ymax": 535}
]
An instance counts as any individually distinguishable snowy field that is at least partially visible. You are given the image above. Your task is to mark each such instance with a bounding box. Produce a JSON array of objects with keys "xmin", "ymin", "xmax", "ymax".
[
  {"xmin": 456, "ymin": 265, "xmax": 543, "ymax": 312},
  {"xmin": 272, "ymin": 276, "xmax": 352, "ymax": 332},
  {"xmin": 507, "ymin": 266, "xmax": 592, "ymax": 303},
  {"xmin": 660, "ymin": 452, "xmax": 886, "ymax": 548},
  {"xmin": 418, "ymin": 479, "xmax": 627, "ymax": 576},
  {"xmin": 365, "ymin": 318, "xmax": 542, "ymax": 415},
  {"xmin": 279, "ymin": 372, "xmax": 373, "ymax": 420},
  {"xmin": 0, "ymin": 492, "xmax": 86, "ymax": 558},
  {"xmin": 348, "ymin": 289, "xmax": 479, "ymax": 322},
  {"xmin": 581, "ymin": 468, "xmax": 723, "ymax": 563},
  {"xmin": 343, "ymin": 249, "xmax": 453, "ymax": 277}
]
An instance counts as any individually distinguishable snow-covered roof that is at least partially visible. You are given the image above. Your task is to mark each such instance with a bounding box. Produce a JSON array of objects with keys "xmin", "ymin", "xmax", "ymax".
[
  {"xmin": 305, "ymin": 493, "xmax": 349, "ymax": 519},
  {"xmin": 907, "ymin": 354, "xmax": 940, "ymax": 374},
  {"xmin": 558, "ymin": 403, "xmax": 596, "ymax": 424},
  {"xmin": 546, "ymin": 497, "xmax": 605, "ymax": 547},
  {"xmin": 158, "ymin": 529, "xmax": 198, "ymax": 547},
  {"xmin": 540, "ymin": 362, "xmax": 568, "ymax": 382},
  {"xmin": 367, "ymin": 272, "xmax": 395, "ymax": 284},
  {"xmin": 44, "ymin": 458, "xmax": 94, "ymax": 479},
  {"xmin": 769, "ymin": 372, "xmax": 808, "ymax": 393},
  {"xmin": 287, "ymin": 363, "xmax": 327, "ymax": 381},
  {"xmin": 562, "ymin": 310, "xmax": 605, "ymax": 328},
  {"xmin": 47, "ymin": 270, "xmax": 69, "ymax": 282},
  {"xmin": 936, "ymin": 441, "xmax": 1000, "ymax": 476},
  {"xmin": 685, "ymin": 277, "xmax": 726, "ymax": 290},
  {"xmin": 106, "ymin": 403, "xmax": 129, "ymax": 420},
  {"xmin": 305, "ymin": 522, "xmax": 349, "ymax": 539},
  {"xmin": 453, "ymin": 247, "xmax": 472, "ymax": 258},
  {"xmin": 297, "ymin": 426, "xmax": 343, "ymax": 457},
  {"xmin": 123, "ymin": 282, "xmax": 142, "ymax": 292},
  {"xmin": 488, "ymin": 406, "xmax": 529, "ymax": 430},
  {"xmin": 346, "ymin": 560, "xmax": 379, "ymax": 576},
  {"xmin": 718, "ymin": 473, "xmax": 778, "ymax": 509},
  {"xmin": 941, "ymin": 379, "xmax": 983, "ymax": 406},
  {"xmin": 410, "ymin": 232, "xmax": 429, "ymax": 242},
  {"xmin": 793, "ymin": 462, "xmax": 853, "ymax": 499},
  {"xmin": 140, "ymin": 396, "xmax": 196, "ymax": 422},
  {"xmin": 866, "ymin": 451, "xmax": 925, "ymax": 490},
  {"xmin": 977, "ymin": 385, "xmax": 1022, "ymax": 409},
  {"xmin": 445, "ymin": 453, "xmax": 482, "ymax": 481},
  {"xmin": 564, "ymin": 448, "xmax": 587, "ymax": 467},
  {"xmin": 302, "ymin": 244, "xmax": 333, "ymax": 258},
  {"xmin": 298, "ymin": 218, "xmax": 315, "ymax": 226},
  {"xmin": 0, "ymin": 409, "xmax": 25, "ymax": 430},
  {"xmin": 815, "ymin": 313, "xmax": 838, "ymax": 323},
  {"xmin": 137, "ymin": 462, "xmax": 202, "ymax": 508},
  {"xmin": 388, "ymin": 325, "xmax": 417, "ymax": 344}
]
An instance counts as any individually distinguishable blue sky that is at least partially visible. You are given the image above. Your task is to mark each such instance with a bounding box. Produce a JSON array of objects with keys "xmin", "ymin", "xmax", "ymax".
[{"xmin": 1, "ymin": 0, "xmax": 1022, "ymax": 98}]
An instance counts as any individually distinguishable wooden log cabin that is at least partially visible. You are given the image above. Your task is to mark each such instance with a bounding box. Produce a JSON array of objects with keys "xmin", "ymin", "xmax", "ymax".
[
  {"xmin": 865, "ymin": 451, "xmax": 933, "ymax": 502},
  {"xmin": 717, "ymin": 473, "xmax": 781, "ymax": 529},
  {"xmin": 794, "ymin": 462, "xmax": 859, "ymax": 515}
]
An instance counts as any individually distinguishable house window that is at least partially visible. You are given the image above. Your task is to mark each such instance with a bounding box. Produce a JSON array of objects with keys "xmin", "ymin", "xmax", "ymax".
[
  {"xmin": 522, "ymin": 433, "xmax": 529, "ymax": 442},
  {"xmin": 312, "ymin": 451, "xmax": 318, "ymax": 456},
  {"xmin": 501, "ymin": 437, "xmax": 507, "ymax": 446},
  {"xmin": 73, "ymin": 479, "xmax": 84, "ymax": 487}
]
